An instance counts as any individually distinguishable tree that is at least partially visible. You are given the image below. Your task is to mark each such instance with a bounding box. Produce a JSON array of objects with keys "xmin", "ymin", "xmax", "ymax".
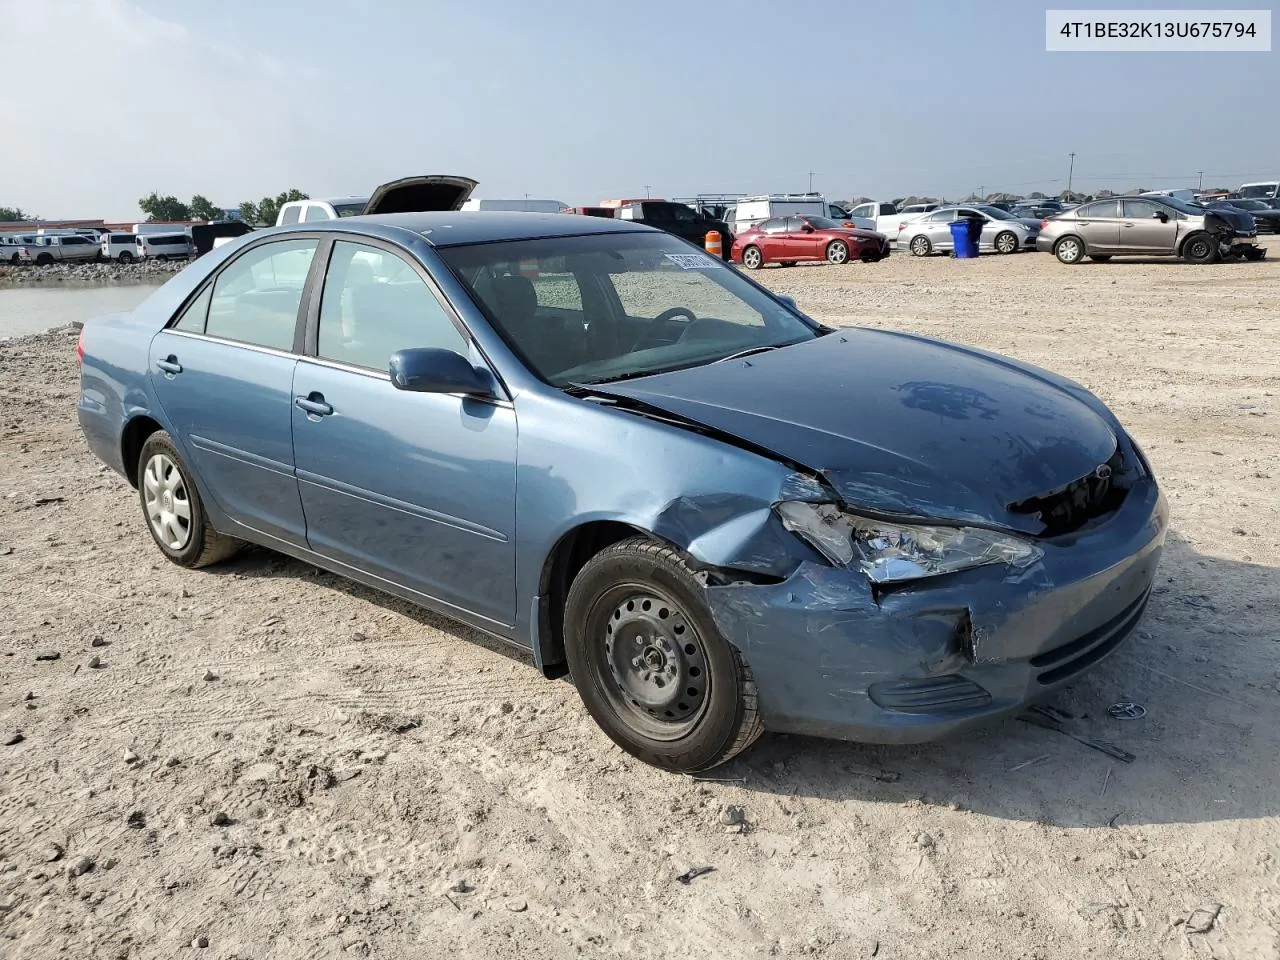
[
  {"xmin": 239, "ymin": 188, "xmax": 309, "ymax": 226},
  {"xmin": 138, "ymin": 192, "xmax": 191, "ymax": 222},
  {"xmin": 0, "ymin": 206, "xmax": 35, "ymax": 222},
  {"xmin": 189, "ymin": 194, "xmax": 221, "ymax": 221}
]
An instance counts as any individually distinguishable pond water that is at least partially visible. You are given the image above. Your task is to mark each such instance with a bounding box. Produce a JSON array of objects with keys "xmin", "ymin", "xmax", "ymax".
[{"xmin": 0, "ymin": 283, "xmax": 162, "ymax": 339}]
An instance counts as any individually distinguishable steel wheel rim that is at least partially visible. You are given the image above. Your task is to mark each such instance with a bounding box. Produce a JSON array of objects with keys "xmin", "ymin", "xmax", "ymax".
[
  {"xmin": 743, "ymin": 248, "xmax": 761, "ymax": 268},
  {"xmin": 911, "ymin": 237, "xmax": 928, "ymax": 256},
  {"xmin": 1059, "ymin": 239, "xmax": 1080, "ymax": 262},
  {"xmin": 1188, "ymin": 239, "xmax": 1210, "ymax": 259},
  {"xmin": 997, "ymin": 233, "xmax": 1016, "ymax": 253},
  {"xmin": 597, "ymin": 587, "xmax": 710, "ymax": 740},
  {"xmin": 143, "ymin": 453, "xmax": 192, "ymax": 550},
  {"xmin": 828, "ymin": 242, "xmax": 848, "ymax": 264}
]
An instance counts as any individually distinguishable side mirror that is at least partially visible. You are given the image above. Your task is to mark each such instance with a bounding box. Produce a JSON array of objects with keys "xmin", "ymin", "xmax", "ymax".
[
  {"xmin": 1153, "ymin": 212, "xmax": 1168, "ymax": 222},
  {"xmin": 389, "ymin": 348, "xmax": 493, "ymax": 396}
]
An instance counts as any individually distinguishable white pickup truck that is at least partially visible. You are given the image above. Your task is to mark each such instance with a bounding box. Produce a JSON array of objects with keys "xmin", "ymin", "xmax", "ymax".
[
  {"xmin": 846, "ymin": 201, "xmax": 941, "ymax": 240},
  {"xmin": 28, "ymin": 234, "xmax": 102, "ymax": 265}
]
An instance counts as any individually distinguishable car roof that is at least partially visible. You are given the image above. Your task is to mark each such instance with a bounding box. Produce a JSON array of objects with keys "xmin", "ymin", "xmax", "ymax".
[{"xmin": 295, "ymin": 211, "xmax": 655, "ymax": 246}]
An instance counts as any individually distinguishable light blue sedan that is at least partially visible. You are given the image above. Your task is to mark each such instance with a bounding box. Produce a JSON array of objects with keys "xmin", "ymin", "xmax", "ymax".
[{"xmin": 76, "ymin": 181, "xmax": 1166, "ymax": 771}]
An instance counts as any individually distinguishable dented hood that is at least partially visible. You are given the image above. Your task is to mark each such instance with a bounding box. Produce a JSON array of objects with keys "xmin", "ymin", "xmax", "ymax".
[
  {"xmin": 362, "ymin": 175, "xmax": 478, "ymax": 215},
  {"xmin": 591, "ymin": 330, "xmax": 1118, "ymax": 532}
]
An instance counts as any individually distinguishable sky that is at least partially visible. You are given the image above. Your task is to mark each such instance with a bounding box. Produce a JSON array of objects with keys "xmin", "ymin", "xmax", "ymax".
[{"xmin": 2, "ymin": 0, "xmax": 1277, "ymax": 220}]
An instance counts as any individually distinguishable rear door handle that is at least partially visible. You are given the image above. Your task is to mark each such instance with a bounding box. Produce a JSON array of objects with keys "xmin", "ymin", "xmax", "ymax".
[
  {"xmin": 155, "ymin": 356, "xmax": 182, "ymax": 376},
  {"xmin": 294, "ymin": 394, "xmax": 333, "ymax": 417}
]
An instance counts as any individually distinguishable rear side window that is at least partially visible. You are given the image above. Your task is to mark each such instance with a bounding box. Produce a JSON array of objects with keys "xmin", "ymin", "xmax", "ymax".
[
  {"xmin": 173, "ymin": 286, "xmax": 213, "ymax": 333},
  {"xmin": 205, "ymin": 239, "xmax": 318, "ymax": 351},
  {"xmin": 280, "ymin": 205, "xmax": 301, "ymax": 225},
  {"xmin": 303, "ymin": 205, "xmax": 331, "ymax": 222},
  {"xmin": 316, "ymin": 240, "xmax": 464, "ymax": 371}
]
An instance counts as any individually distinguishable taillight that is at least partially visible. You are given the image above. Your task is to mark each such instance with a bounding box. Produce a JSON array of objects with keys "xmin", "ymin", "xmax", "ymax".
[
  {"xmin": 76, "ymin": 326, "xmax": 85, "ymax": 365},
  {"xmin": 1040, "ymin": 218, "xmax": 1049, "ymax": 230}
]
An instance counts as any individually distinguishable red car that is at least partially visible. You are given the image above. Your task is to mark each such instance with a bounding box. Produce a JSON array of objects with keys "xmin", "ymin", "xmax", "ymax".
[{"xmin": 730, "ymin": 215, "xmax": 889, "ymax": 269}]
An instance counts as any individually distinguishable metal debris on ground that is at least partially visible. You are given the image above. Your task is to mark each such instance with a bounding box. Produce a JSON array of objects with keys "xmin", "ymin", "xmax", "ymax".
[
  {"xmin": 1019, "ymin": 705, "xmax": 1135, "ymax": 763},
  {"xmin": 1107, "ymin": 701, "xmax": 1146, "ymax": 720},
  {"xmin": 1185, "ymin": 902, "xmax": 1222, "ymax": 934},
  {"xmin": 1009, "ymin": 754, "xmax": 1050, "ymax": 771},
  {"xmin": 683, "ymin": 774, "xmax": 746, "ymax": 783},
  {"xmin": 34, "ymin": 652, "xmax": 60, "ymax": 662},
  {"xmin": 676, "ymin": 866, "xmax": 714, "ymax": 885}
]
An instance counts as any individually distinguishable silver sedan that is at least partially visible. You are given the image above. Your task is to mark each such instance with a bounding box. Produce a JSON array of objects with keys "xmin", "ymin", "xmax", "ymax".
[{"xmin": 899, "ymin": 205, "xmax": 1041, "ymax": 256}]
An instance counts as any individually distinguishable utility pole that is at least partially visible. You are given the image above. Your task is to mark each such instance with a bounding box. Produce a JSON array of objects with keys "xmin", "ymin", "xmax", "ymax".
[
  {"xmin": 1067, "ymin": 152, "xmax": 1076, "ymax": 198},
  {"xmin": 978, "ymin": 185, "xmax": 984, "ymax": 201},
  {"xmin": 1198, "ymin": 170, "xmax": 1204, "ymax": 190},
  {"xmin": 808, "ymin": 171, "xmax": 815, "ymax": 193},
  {"xmin": 644, "ymin": 185, "xmax": 651, "ymax": 198}
]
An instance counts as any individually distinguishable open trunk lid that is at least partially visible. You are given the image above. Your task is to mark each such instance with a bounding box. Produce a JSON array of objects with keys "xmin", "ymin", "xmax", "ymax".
[{"xmin": 362, "ymin": 175, "xmax": 479, "ymax": 216}]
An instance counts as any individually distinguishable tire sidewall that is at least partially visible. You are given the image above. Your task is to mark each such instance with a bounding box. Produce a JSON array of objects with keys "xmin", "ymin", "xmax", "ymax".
[
  {"xmin": 137, "ymin": 431, "xmax": 211, "ymax": 566},
  {"xmin": 565, "ymin": 544, "xmax": 747, "ymax": 772}
]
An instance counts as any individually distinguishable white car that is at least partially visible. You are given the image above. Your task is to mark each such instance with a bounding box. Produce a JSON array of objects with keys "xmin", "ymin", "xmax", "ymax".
[
  {"xmin": 101, "ymin": 232, "xmax": 140, "ymax": 262},
  {"xmin": 135, "ymin": 233, "xmax": 193, "ymax": 261},
  {"xmin": 723, "ymin": 194, "xmax": 830, "ymax": 236},
  {"xmin": 846, "ymin": 201, "xmax": 938, "ymax": 240}
]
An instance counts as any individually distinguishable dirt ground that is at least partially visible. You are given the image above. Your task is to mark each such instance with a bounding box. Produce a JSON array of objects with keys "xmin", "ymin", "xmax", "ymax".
[{"xmin": 2, "ymin": 242, "xmax": 1278, "ymax": 960}]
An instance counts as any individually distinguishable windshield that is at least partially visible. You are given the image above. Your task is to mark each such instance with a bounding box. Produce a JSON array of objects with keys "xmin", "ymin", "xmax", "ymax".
[
  {"xmin": 1158, "ymin": 195, "xmax": 1209, "ymax": 216},
  {"xmin": 438, "ymin": 233, "xmax": 818, "ymax": 387},
  {"xmin": 801, "ymin": 216, "xmax": 843, "ymax": 229},
  {"xmin": 973, "ymin": 205, "xmax": 1016, "ymax": 220},
  {"xmin": 332, "ymin": 202, "xmax": 367, "ymax": 217},
  {"xmin": 1239, "ymin": 184, "xmax": 1278, "ymax": 199},
  {"xmin": 1227, "ymin": 199, "xmax": 1267, "ymax": 210}
]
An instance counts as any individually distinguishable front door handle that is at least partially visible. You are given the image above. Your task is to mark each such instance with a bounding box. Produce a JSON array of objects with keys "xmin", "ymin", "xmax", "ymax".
[
  {"xmin": 155, "ymin": 356, "xmax": 182, "ymax": 376},
  {"xmin": 1123, "ymin": 223, "xmax": 1135, "ymax": 228},
  {"xmin": 294, "ymin": 394, "xmax": 333, "ymax": 417}
]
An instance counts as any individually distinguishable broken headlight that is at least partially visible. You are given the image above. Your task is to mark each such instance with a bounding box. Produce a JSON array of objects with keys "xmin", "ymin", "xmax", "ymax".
[{"xmin": 775, "ymin": 501, "xmax": 1042, "ymax": 584}]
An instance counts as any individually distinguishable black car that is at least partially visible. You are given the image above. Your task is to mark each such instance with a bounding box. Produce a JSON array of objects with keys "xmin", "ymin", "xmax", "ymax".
[
  {"xmin": 614, "ymin": 201, "xmax": 733, "ymax": 259},
  {"xmin": 1208, "ymin": 199, "xmax": 1280, "ymax": 233}
]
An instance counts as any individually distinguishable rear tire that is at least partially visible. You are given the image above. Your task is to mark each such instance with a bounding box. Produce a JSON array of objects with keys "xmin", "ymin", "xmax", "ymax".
[
  {"xmin": 1181, "ymin": 232, "xmax": 1218, "ymax": 264},
  {"xmin": 137, "ymin": 431, "xmax": 240, "ymax": 568},
  {"xmin": 741, "ymin": 245, "xmax": 763, "ymax": 270},
  {"xmin": 1054, "ymin": 236, "xmax": 1085, "ymax": 264},
  {"xmin": 825, "ymin": 240, "xmax": 849, "ymax": 264},
  {"xmin": 35, "ymin": 253, "xmax": 53, "ymax": 266},
  {"xmin": 118, "ymin": 251, "xmax": 134, "ymax": 263},
  {"xmin": 564, "ymin": 537, "xmax": 764, "ymax": 773},
  {"xmin": 908, "ymin": 235, "xmax": 932, "ymax": 257}
]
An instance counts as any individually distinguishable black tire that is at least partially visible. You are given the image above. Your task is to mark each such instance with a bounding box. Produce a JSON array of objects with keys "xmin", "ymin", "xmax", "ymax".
[
  {"xmin": 908, "ymin": 234, "xmax": 932, "ymax": 257},
  {"xmin": 993, "ymin": 230, "xmax": 1019, "ymax": 255},
  {"xmin": 137, "ymin": 431, "xmax": 240, "ymax": 568},
  {"xmin": 1054, "ymin": 235, "xmax": 1085, "ymax": 264},
  {"xmin": 1089, "ymin": 255, "xmax": 1112, "ymax": 262},
  {"xmin": 564, "ymin": 537, "xmax": 764, "ymax": 773},
  {"xmin": 1181, "ymin": 232, "xmax": 1218, "ymax": 265},
  {"xmin": 7, "ymin": 252, "xmax": 18, "ymax": 265},
  {"xmin": 118, "ymin": 251, "xmax": 134, "ymax": 263},
  {"xmin": 741, "ymin": 245, "xmax": 763, "ymax": 270},
  {"xmin": 825, "ymin": 240, "xmax": 849, "ymax": 265},
  {"xmin": 155, "ymin": 255, "xmax": 168, "ymax": 262},
  {"xmin": 35, "ymin": 253, "xmax": 53, "ymax": 266}
]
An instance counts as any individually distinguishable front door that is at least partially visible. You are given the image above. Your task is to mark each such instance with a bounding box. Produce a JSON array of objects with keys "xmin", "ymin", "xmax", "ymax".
[
  {"xmin": 290, "ymin": 239, "xmax": 517, "ymax": 628},
  {"xmin": 1119, "ymin": 198, "xmax": 1181, "ymax": 253},
  {"xmin": 148, "ymin": 238, "xmax": 319, "ymax": 546}
]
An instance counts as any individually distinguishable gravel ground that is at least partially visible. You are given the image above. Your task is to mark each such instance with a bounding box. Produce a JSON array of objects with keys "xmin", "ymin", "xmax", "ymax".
[{"xmin": 1, "ymin": 244, "xmax": 1278, "ymax": 959}]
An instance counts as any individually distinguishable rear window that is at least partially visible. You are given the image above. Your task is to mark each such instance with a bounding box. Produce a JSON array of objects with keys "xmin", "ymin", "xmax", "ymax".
[{"xmin": 109, "ymin": 234, "xmax": 134, "ymax": 244}]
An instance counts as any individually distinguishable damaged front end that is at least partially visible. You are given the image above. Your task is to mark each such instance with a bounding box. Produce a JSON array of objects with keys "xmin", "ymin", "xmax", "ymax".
[{"xmin": 1205, "ymin": 210, "xmax": 1265, "ymax": 260}]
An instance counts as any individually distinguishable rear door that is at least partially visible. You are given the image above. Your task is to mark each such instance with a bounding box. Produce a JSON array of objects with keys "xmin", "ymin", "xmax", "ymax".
[
  {"xmin": 1119, "ymin": 198, "xmax": 1180, "ymax": 253},
  {"xmin": 755, "ymin": 218, "xmax": 788, "ymax": 260},
  {"xmin": 1071, "ymin": 200, "xmax": 1122, "ymax": 252},
  {"xmin": 290, "ymin": 238, "xmax": 517, "ymax": 628},
  {"xmin": 148, "ymin": 237, "xmax": 319, "ymax": 546}
]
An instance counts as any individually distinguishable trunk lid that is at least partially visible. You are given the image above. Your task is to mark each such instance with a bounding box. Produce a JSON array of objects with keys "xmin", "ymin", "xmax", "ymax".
[{"xmin": 362, "ymin": 175, "xmax": 479, "ymax": 216}]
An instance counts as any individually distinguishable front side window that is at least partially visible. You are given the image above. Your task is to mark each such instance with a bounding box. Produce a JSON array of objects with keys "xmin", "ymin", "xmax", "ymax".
[
  {"xmin": 440, "ymin": 233, "xmax": 817, "ymax": 387},
  {"xmin": 205, "ymin": 239, "xmax": 318, "ymax": 351},
  {"xmin": 1121, "ymin": 199, "xmax": 1164, "ymax": 219},
  {"xmin": 317, "ymin": 240, "xmax": 465, "ymax": 371}
]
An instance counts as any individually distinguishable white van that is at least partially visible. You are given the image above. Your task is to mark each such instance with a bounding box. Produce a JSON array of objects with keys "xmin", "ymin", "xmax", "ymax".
[
  {"xmin": 1237, "ymin": 180, "xmax": 1279, "ymax": 200},
  {"xmin": 724, "ymin": 193, "xmax": 830, "ymax": 235},
  {"xmin": 101, "ymin": 232, "xmax": 139, "ymax": 262},
  {"xmin": 459, "ymin": 198, "xmax": 568, "ymax": 213},
  {"xmin": 136, "ymin": 233, "xmax": 192, "ymax": 261}
]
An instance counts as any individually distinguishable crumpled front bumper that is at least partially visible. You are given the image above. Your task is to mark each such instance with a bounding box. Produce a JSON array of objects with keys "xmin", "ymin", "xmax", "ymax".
[{"xmin": 705, "ymin": 478, "xmax": 1168, "ymax": 744}]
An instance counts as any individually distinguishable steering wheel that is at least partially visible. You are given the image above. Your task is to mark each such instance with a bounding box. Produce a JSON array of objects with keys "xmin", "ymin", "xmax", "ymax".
[{"xmin": 633, "ymin": 306, "xmax": 698, "ymax": 351}]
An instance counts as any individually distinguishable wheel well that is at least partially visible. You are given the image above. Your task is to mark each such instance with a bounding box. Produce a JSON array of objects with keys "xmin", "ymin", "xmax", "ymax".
[
  {"xmin": 535, "ymin": 521, "xmax": 642, "ymax": 678},
  {"xmin": 121, "ymin": 415, "xmax": 164, "ymax": 488}
]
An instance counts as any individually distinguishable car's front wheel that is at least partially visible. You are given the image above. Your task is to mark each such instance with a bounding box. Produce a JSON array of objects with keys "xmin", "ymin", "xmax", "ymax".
[
  {"xmin": 564, "ymin": 537, "xmax": 764, "ymax": 772},
  {"xmin": 138, "ymin": 431, "xmax": 240, "ymax": 568},
  {"xmin": 1181, "ymin": 232, "xmax": 1218, "ymax": 264},
  {"xmin": 1054, "ymin": 236, "xmax": 1084, "ymax": 264},
  {"xmin": 118, "ymin": 251, "xmax": 134, "ymax": 263},
  {"xmin": 741, "ymin": 245, "xmax": 763, "ymax": 270},
  {"xmin": 994, "ymin": 230, "xmax": 1019, "ymax": 254},
  {"xmin": 826, "ymin": 240, "xmax": 849, "ymax": 264}
]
